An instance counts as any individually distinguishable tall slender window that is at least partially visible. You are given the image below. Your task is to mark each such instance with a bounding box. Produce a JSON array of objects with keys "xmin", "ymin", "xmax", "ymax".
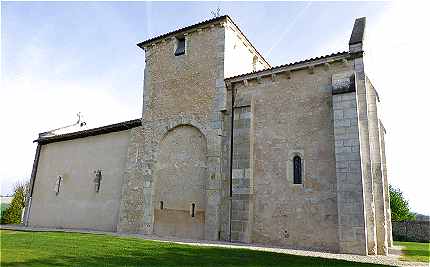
[
  {"xmin": 191, "ymin": 203, "xmax": 195, "ymax": 217},
  {"xmin": 94, "ymin": 170, "xmax": 102, "ymax": 193},
  {"xmin": 55, "ymin": 176, "xmax": 62, "ymax": 196},
  {"xmin": 293, "ymin": 155, "xmax": 302, "ymax": 184}
]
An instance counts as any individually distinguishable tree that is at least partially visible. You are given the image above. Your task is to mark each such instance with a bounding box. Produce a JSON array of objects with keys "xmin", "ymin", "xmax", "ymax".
[
  {"xmin": 1, "ymin": 182, "xmax": 29, "ymax": 224},
  {"xmin": 389, "ymin": 185, "xmax": 416, "ymax": 221}
]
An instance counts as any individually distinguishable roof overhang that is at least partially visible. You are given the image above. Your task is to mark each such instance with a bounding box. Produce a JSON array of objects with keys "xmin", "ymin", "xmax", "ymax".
[{"xmin": 35, "ymin": 119, "xmax": 141, "ymax": 145}]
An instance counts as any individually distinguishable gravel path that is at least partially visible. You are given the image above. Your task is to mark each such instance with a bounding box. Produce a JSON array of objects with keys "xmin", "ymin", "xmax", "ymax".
[{"xmin": 1, "ymin": 225, "xmax": 427, "ymax": 267}]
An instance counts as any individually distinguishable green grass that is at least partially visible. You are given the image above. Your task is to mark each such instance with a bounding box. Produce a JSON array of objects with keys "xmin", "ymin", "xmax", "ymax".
[
  {"xmin": 394, "ymin": 241, "xmax": 430, "ymax": 263},
  {"xmin": 0, "ymin": 230, "xmax": 388, "ymax": 267}
]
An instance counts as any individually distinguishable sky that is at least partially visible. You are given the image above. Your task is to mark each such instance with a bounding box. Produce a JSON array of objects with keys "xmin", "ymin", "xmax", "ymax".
[{"xmin": 1, "ymin": 1, "xmax": 429, "ymax": 215}]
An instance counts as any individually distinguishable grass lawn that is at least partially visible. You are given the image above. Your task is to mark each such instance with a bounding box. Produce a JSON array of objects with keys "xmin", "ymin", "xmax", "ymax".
[
  {"xmin": 0, "ymin": 230, "xmax": 389, "ymax": 267},
  {"xmin": 394, "ymin": 241, "xmax": 430, "ymax": 263}
]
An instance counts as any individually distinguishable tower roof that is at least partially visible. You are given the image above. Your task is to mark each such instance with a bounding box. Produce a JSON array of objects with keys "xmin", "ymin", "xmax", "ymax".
[
  {"xmin": 137, "ymin": 15, "xmax": 228, "ymax": 48},
  {"xmin": 137, "ymin": 15, "xmax": 270, "ymax": 67}
]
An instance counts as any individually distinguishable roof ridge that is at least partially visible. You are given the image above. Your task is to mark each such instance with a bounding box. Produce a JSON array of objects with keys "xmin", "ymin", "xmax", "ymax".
[
  {"xmin": 136, "ymin": 15, "xmax": 270, "ymax": 67},
  {"xmin": 35, "ymin": 118, "xmax": 142, "ymax": 144},
  {"xmin": 225, "ymin": 51, "xmax": 351, "ymax": 81},
  {"xmin": 137, "ymin": 15, "xmax": 229, "ymax": 48}
]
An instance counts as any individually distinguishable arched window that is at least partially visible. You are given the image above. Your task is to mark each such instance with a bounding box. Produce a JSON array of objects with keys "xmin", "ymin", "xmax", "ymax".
[{"xmin": 293, "ymin": 155, "xmax": 302, "ymax": 184}]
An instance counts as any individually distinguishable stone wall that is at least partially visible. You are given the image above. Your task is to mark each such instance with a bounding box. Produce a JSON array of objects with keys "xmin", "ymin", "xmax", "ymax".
[
  {"xmin": 26, "ymin": 16, "xmax": 393, "ymax": 255},
  {"xmin": 220, "ymin": 23, "xmax": 269, "ymax": 242},
  {"xmin": 118, "ymin": 22, "xmax": 226, "ymax": 238},
  {"xmin": 153, "ymin": 125, "xmax": 207, "ymax": 239},
  {"xmin": 230, "ymin": 105, "xmax": 252, "ymax": 242},
  {"xmin": 118, "ymin": 17, "xmax": 262, "ymax": 241},
  {"xmin": 392, "ymin": 221, "xmax": 430, "ymax": 243},
  {"xmin": 228, "ymin": 60, "xmax": 356, "ymax": 252},
  {"xmin": 366, "ymin": 78, "xmax": 388, "ymax": 255},
  {"xmin": 354, "ymin": 57, "xmax": 377, "ymax": 255},
  {"xmin": 117, "ymin": 127, "xmax": 146, "ymax": 232},
  {"xmin": 332, "ymin": 90, "xmax": 367, "ymax": 255},
  {"xmin": 379, "ymin": 120, "xmax": 393, "ymax": 246}
]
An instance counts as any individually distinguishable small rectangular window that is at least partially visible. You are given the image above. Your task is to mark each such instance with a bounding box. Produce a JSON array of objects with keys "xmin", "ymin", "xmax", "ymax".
[
  {"xmin": 160, "ymin": 201, "xmax": 164, "ymax": 210},
  {"xmin": 191, "ymin": 203, "xmax": 195, "ymax": 217},
  {"xmin": 175, "ymin": 36, "xmax": 185, "ymax": 56}
]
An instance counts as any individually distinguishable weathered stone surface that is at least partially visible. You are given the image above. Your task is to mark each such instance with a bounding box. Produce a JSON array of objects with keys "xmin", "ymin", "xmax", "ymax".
[
  {"xmin": 118, "ymin": 17, "xmax": 265, "ymax": 242},
  {"xmin": 333, "ymin": 91, "xmax": 367, "ymax": 255},
  {"xmin": 230, "ymin": 106, "xmax": 252, "ymax": 242},
  {"xmin": 379, "ymin": 120, "xmax": 393, "ymax": 247},
  {"xmin": 366, "ymin": 77, "xmax": 388, "ymax": 255},
  {"xmin": 228, "ymin": 61, "xmax": 356, "ymax": 252}
]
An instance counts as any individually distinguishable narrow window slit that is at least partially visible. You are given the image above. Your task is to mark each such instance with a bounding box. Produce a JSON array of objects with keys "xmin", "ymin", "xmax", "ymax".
[
  {"xmin": 191, "ymin": 203, "xmax": 195, "ymax": 217},
  {"xmin": 94, "ymin": 169, "xmax": 102, "ymax": 193},
  {"xmin": 160, "ymin": 201, "xmax": 164, "ymax": 210},
  {"xmin": 55, "ymin": 175, "xmax": 62, "ymax": 196}
]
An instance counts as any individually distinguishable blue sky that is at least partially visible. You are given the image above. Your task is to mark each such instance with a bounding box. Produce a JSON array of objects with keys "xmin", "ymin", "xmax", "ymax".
[{"xmin": 1, "ymin": 1, "xmax": 429, "ymax": 214}]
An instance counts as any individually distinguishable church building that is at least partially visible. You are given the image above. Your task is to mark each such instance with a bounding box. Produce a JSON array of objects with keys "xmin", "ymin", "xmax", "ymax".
[{"xmin": 24, "ymin": 15, "xmax": 392, "ymax": 255}]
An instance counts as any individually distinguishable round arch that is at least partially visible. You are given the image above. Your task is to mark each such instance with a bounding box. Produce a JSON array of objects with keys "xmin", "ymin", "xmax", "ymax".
[{"xmin": 152, "ymin": 124, "xmax": 208, "ymax": 239}]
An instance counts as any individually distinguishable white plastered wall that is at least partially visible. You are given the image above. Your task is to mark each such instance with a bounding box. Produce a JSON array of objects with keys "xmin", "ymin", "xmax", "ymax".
[{"xmin": 27, "ymin": 130, "xmax": 132, "ymax": 231}]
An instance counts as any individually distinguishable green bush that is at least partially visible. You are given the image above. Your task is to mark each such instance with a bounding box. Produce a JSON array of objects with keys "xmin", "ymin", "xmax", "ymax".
[
  {"xmin": 1, "ymin": 183, "xmax": 27, "ymax": 224},
  {"xmin": 390, "ymin": 185, "xmax": 416, "ymax": 222},
  {"xmin": 0, "ymin": 203, "xmax": 10, "ymax": 221}
]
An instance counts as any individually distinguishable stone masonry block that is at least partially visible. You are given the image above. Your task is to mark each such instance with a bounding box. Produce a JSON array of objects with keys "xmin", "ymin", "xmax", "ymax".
[
  {"xmin": 231, "ymin": 221, "xmax": 244, "ymax": 232},
  {"xmin": 334, "ymin": 110, "xmax": 344, "ymax": 120},
  {"xmin": 335, "ymin": 119, "xmax": 351, "ymax": 128},
  {"xmin": 244, "ymin": 168, "xmax": 251, "ymax": 179},
  {"xmin": 232, "ymin": 169, "xmax": 243, "ymax": 179},
  {"xmin": 343, "ymin": 109, "xmax": 358, "ymax": 119}
]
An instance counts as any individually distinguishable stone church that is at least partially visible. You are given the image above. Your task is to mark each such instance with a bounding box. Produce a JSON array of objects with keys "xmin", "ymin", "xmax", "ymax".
[{"xmin": 24, "ymin": 15, "xmax": 392, "ymax": 255}]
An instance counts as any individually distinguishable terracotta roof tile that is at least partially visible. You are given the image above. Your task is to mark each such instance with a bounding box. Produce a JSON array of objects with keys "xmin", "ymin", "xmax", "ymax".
[{"xmin": 225, "ymin": 51, "xmax": 352, "ymax": 81}]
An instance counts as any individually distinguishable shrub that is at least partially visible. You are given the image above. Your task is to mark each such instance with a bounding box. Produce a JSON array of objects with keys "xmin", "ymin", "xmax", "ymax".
[
  {"xmin": 390, "ymin": 185, "xmax": 416, "ymax": 222},
  {"xmin": 1, "ymin": 182, "xmax": 28, "ymax": 224}
]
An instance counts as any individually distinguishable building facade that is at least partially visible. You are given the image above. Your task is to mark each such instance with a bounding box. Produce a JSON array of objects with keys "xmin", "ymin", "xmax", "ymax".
[{"xmin": 24, "ymin": 16, "xmax": 392, "ymax": 255}]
